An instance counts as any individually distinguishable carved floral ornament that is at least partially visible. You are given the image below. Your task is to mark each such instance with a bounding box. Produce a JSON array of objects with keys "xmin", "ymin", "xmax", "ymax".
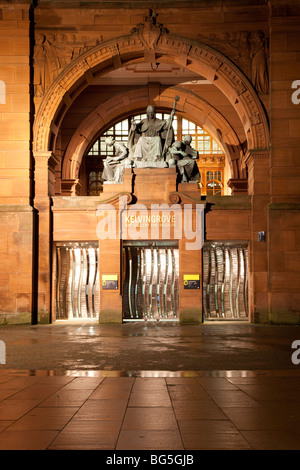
[{"xmin": 33, "ymin": 11, "xmax": 269, "ymax": 154}]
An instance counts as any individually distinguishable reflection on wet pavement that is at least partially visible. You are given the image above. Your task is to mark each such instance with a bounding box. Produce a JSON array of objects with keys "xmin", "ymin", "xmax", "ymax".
[{"xmin": 0, "ymin": 321, "xmax": 299, "ymax": 371}]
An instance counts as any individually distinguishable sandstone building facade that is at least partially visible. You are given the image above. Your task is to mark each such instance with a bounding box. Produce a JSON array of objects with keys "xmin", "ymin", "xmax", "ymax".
[{"xmin": 0, "ymin": 0, "xmax": 299, "ymax": 325}]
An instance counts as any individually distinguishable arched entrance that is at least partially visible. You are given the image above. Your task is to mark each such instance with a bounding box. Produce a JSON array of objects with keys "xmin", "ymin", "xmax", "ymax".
[
  {"xmin": 33, "ymin": 31, "xmax": 269, "ymax": 156},
  {"xmin": 32, "ymin": 19, "xmax": 270, "ymax": 324}
]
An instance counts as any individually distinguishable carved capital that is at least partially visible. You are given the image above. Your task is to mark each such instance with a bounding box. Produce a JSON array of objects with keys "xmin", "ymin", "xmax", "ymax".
[
  {"xmin": 243, "ymin": 148, "xmax": 270, "ymax": 167},
  {"xmin": 243, "ymin": 149, "xmax": 270, "ymax": 196},
  {"xmin": 227, "ymin": 178, "xmax": 248, "ymax": 195},
  {"xmin": 34, "ymin": 151, "xmax": 59, "ymax": 173},
  {"xmin": 33, "ymin": 151, "xmax": 59, "ymax": 198},
  {"xmin": 61, "ymin": 179, "xmax": 81, "ymax": 196}
]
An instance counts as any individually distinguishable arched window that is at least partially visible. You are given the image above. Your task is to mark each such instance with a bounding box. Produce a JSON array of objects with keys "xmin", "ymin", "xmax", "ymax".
[
  {"xmin": 206, "ymin": 179, "xmax": 223, "ymax": 196},
  {"xmin": 88, "ymin": 171, "xmax": 103, "ymax": 196},
  {"xmin": 84, "ymin": 113, "xmax": 225, "ymax": 196}
]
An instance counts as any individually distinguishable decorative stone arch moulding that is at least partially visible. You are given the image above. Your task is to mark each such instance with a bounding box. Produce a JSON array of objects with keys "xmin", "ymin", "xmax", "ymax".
[
  {"xmin": 61, "ymin": 86, "xmax": 244, "ymax": 181},
  {"xmin": 33, "ymin": 29, "xmax": 270, "ymax": 163}
]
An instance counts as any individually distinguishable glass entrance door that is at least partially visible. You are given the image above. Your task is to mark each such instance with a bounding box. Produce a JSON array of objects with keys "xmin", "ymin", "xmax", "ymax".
[
  {"xmin": 122, "ymin": 242, "xmax": 179, "ymax": 321},
  {"xmin": 203, "ymin": 241, "xmax": 249, "ymax": 320},
  {"xmin": 55, "ymin": 242, "xmax": 100, "ymax": 320}
]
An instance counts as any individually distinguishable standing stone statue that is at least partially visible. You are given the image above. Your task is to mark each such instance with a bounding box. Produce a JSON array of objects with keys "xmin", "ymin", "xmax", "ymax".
[
  {"xmin": 101, "ymin": 137, "xmax": 131, "ymax": 183},
  {"xmin": 127, "ymin": 105, "xmax": 175, "ymax": 167}
]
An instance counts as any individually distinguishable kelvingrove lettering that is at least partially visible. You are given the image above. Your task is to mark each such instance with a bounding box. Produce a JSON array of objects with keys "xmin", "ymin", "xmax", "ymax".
[
  {"xmin": 125, "ymin": 213, "xmax": 176, "ymax": 224},
  {"xmin": 96, "ymin": 198, "xmax": 205, "ymax": 250}
]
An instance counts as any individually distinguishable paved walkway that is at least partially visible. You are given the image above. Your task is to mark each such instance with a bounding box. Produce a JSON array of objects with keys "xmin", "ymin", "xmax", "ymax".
[
  {"xmin": 0, "ymin": 321, "xmax": 300, "ymax": 450},
  {"xmin": 0, "ymin": 369, "xmax": 300, "ymax": 450}
]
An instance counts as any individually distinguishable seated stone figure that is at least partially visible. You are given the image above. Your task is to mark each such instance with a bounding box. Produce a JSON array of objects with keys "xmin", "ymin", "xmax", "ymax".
[
  {"xmin": 127, "ymin": 105, "xmax": 175, "ymax": 167},
  {"xmin": 101, "ymin": 137, "xmax": 132, "ymax": 183},
  {"xmin": 167, "ymin": 135, "xmax": 200, "ymax": 182}
]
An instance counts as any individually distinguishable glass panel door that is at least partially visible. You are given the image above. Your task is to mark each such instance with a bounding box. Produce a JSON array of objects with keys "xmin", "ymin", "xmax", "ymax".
[
  {"xmin": 203, "ymin": 242, "xmax": 249, "ymax": 320},
  {"xmin": 123, "ymin": 242, "xmax": 179, "ymax": 321},
  {"xmin": 55, "ymin": 242, "xmax": 100, "ymax": 320}
]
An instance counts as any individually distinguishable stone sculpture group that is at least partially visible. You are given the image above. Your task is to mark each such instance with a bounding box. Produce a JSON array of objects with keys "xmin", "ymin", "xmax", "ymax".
[{"xmin": 102, "ymin": 100, "xmax": 200, "ymax": 184}]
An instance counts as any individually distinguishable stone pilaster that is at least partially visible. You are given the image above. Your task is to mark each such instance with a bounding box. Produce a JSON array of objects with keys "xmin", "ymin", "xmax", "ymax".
[
  {"xmin": 267, "ymin": 1, "xmax": 300, "ymax": 323},
  {"xmin": 243, "ymin": 149, "xmax": 270, "ymax": 323},
  {"xmin": 33, "ymin": 151, "xmax": 59, "ymax": 323}
]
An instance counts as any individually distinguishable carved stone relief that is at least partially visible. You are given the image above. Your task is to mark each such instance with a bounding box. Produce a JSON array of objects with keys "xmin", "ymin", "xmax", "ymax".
[
  {"xmin": 33, "ymin": 12, "xmax": 269, "ymax": 155},
  {"xmin": 197, "ymin": 30, "xmax": 269, "ymax": 94},
  {"xmin": 249, "ymin": 31, "xmax": 269, "ymax": 95},
  {"xmin": 34, "ymin": 33, "xmax": 102, "ymax": 97},
  {"xmin": 131, "ymin": 9, "xmax": 169, "ymax": 63}
]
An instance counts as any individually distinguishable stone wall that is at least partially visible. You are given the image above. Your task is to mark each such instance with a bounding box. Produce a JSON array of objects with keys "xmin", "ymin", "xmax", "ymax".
[
  {"xmin": 267, "ymin": 1, "xmax": 300, "ymax": 324},
  {"xmin": 0, "ymin": 2, "xmax": 33, "ymax": 324}
]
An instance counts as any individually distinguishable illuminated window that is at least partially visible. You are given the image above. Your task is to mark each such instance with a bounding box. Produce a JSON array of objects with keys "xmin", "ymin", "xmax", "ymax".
[
  {"xmin": 206, "ymin": 180, "xmax": 222, "ymax": 196},
  {"xmin": 87, "ymin": 114, "xmax": 222, "ymax": 157},
  {"xmin": 88, "ymin": 171, "xmax": 103, "ymax": 195},
  {"xmin": 87, "ymin": 113, "xmax": 173, "ymax": 158},
  {"xmin": 203, "ymin": 170, "xmax": 223, "ymax": 195}
]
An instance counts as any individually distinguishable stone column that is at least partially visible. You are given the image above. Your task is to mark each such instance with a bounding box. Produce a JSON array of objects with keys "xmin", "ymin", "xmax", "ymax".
[
  {"xmin": 33, "ymin": 151, "xmax": 59, "ymax": 323},
  {"xmin": 97, "ymin": 202, "xmax": 122, "ymax": 324},
  {"xmin": 179, "ymin": 235, "xmax": 203, "ymax": 324},
  {"xmin": 243, "ymin": 149, "xmax": 270, "ymax": 323}
]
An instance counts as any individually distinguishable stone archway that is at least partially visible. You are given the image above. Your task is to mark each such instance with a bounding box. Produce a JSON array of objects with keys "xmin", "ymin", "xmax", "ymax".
[
  {"xmin": 33, "ymin": 29, "xmax": 269, "ymax": 158},
  {"xmin": 61, "ymin": 85, "xmax": 245, "ymax": 187}
]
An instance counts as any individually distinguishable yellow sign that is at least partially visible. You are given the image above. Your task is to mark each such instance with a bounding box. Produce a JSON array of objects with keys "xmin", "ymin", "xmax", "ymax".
[
  {"xmin": 183, "ymin": 274, "xmax": 200, "ymax": 290},
  {"xmin": 102, "ymin": 275, "xmax": 118, "ymax": 281},
  {"xmin": 183, "ymin": 275, "xmax": 200, "ymax": 281},
  {"xmin": 102, "ymin": 274, "xmax": 118, "ymax": 290}
]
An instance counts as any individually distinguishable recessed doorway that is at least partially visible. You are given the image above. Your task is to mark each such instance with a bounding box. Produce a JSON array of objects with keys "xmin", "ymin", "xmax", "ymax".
[
  {"xmin": 122, "ymin": 241, "xmax": 179, "ymax": 321},
  {"xmin": 54, "ymin": 242, "xmax": 100, "ymax": 320},
  {"xmin": 203, "ymin": 241, "xmax": 249, "ymax": 321}
]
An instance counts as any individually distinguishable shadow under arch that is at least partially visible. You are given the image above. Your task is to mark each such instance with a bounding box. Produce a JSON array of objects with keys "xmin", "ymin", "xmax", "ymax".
[
  {"xmin": 61, "ymin": 85, "xmax": 245, "ymax": 184},
  {"xmin": 33, "ymin": 32, "xmax": 270, "ymax": 160}
]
